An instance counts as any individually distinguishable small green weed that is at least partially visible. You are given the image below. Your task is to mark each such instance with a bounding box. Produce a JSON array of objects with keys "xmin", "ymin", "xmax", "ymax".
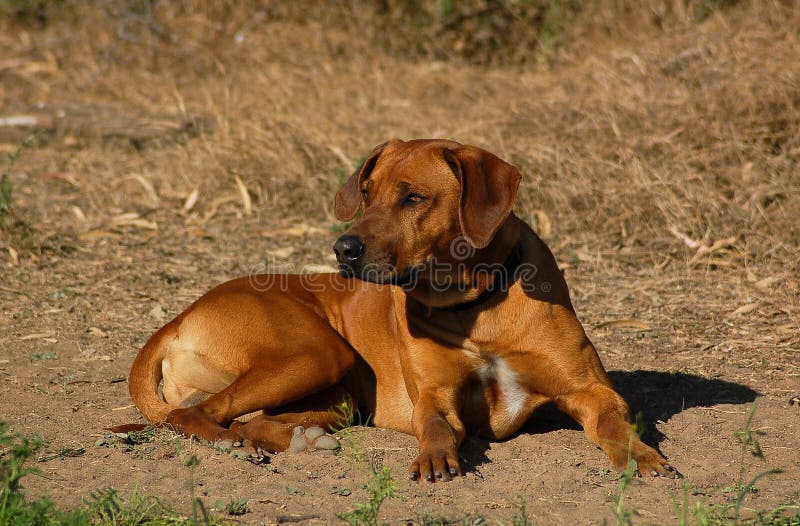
[
  {"xmin": 337, "ymin": 464, "xmax": 399, "ymax": 526},
  {"xmin": 606, "ymin": 458, "xmax": 640, "ymax": 526},
  {"xmin": 212, "ymin": 498, "xmax": 249, "ymax": 516},
  {"xmin": 0, "ymin": 420, "xmax": 229, "ymax": 525},
  {"xmin": 602, "ymin": 412, "xmax": 647, "ymax": 526},
  {"xmin": 695, "ymin": 0, "xmax": 739, "ymax": 21},
  {"xmin": 0, "ymin": 173, "xmax": 12, "ymax": 227},
  {"xmin": 175, "ymin": 442, "xmax": 224, "ymax": 525},
  {"xmin": 417, "ymin": 514, "xmax": 448, "ymax": 525},
  {"xmin": 328, "ymin": 394, "xmax": 371, "ymax": 433},
  {"xmin": 0, "ymin": 421, "xmax": 85, "ymax": 525},
  {"xmin": 126, "ymin": 426, "xmax": 158, "ymax": 445},
  {"xmin": 32, "ymin": 351, "xmax": 59, "ymax": 361},
  {"xmin": 37, "ymin": 447, "xmax": 86, "ymax": 462},
  {"xmin": 88, "ymin": 486, "xmax": 205, "ymax": 526},
  {"xmin": 511, "ymin": 496, "xmax": 532, "ymax": 526},
  {"xmin": 1, "ymin": 133, "xmax": 38, "ymax": 231},
  {"xmin": 669, "ymin": 401, "xmax": 798, "ymax": 525}
]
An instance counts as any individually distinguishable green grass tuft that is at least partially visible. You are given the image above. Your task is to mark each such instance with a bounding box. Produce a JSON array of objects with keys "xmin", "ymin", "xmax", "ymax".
[
  {"xmin": 0, "ymin": 421, "xmax": 229, "ymax": 525},
  {"xmin": 337, "ymin": 465, "xmax": 399, "ymax": 526},
  {"xmin": 328, "ymin": 394, "xmax": 372, "ymax": 433}
]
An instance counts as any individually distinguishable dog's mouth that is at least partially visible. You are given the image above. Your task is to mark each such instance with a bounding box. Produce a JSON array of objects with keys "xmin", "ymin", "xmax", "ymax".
[{"xmin": 338, "ymin": 262, "xmax": 419, "ymax": 288}]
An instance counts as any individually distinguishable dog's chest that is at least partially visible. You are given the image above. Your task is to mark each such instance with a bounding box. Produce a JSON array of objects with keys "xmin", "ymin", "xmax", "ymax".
[{"xmin": 463, "ymin": 352, "xmax": 530, "ymax": 435}]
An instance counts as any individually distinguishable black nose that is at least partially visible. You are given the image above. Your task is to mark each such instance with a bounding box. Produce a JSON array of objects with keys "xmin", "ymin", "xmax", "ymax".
[{"xmin": 333, "ymin": 235, "xmax": 365, "ymax": 263}]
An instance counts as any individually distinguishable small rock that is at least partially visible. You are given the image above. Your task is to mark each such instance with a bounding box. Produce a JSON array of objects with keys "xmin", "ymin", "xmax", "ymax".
[{"xmin": 149, "ymin": 305, "xmax": 166, "ymax": 320}]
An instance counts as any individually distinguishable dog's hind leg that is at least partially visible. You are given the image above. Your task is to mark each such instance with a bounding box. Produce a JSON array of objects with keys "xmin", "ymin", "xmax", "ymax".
[
  {"xmin": 163, "ymin": 336, "xmax": 356, "ymax": 446},
  {"xmin": 231, "ymin": 384, "xmax": 357, "ymax": 453}
]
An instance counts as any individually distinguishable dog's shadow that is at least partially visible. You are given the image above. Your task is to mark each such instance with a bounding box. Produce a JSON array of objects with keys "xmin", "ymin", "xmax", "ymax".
[{"xmin": 459, "ymin": 370, "xmax": 759, "ymax": 471}]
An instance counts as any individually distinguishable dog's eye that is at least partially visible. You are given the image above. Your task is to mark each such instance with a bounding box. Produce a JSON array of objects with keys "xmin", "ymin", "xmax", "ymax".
[{"xmin": 401, "ymin": 193, "xmax": 426, "ymax": 206}]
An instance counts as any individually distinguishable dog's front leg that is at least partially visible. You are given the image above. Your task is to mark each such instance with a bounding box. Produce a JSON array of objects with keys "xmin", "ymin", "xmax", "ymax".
[{"xmin": 409, "ymin": 389, "xmax": 465, "ymax": 482}]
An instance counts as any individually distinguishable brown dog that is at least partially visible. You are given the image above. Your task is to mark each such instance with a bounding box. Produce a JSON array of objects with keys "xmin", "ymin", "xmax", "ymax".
[{"xmin": 128, "ymin": 138, "xmax": 676, "ymax": 481}]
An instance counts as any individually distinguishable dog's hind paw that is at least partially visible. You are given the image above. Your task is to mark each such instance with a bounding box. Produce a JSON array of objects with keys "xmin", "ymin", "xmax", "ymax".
[{"xmin": 288, "ymin": 426, "xmax": 340, "ymax": 453}]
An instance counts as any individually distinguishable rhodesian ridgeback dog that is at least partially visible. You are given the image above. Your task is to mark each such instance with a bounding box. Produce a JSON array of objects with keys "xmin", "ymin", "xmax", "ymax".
[{"xmin": 127, "ymin": 138, "xmax": 676, "ymax": 481}]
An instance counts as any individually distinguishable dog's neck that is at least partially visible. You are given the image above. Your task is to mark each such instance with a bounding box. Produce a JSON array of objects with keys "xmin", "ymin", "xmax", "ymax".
[{"xmin": 405, "ymin": 216, "xmax": 522, "ymax": 310}]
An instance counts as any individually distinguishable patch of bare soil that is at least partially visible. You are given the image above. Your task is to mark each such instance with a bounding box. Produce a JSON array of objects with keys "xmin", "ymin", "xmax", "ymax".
[{"xmin": 1, "ymin": 1, "xmax": 798, "ymax": 524}]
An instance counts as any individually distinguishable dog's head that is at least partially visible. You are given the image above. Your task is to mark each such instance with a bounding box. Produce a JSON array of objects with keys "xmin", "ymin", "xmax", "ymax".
[{"xmin": 333, "ymin": 139, "xmax": 521, "ymax": 291}]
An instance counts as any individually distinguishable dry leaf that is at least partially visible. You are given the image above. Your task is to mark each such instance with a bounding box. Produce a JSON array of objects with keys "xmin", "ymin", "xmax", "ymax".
[
  {"xmin": 728, "ymin": 302, "xmax": 761, "ymax": 317},
  {"xmin": 20, "ymin": 332, "xmax": 56, "ymax": 340},
  {"xmin": 235, "ymin": 175, "xmax": 252, "ymax": 216},
  {"xmin": 597, "ymin": 319, "xmax": 652, "ymax": 331},
  {"xmin": 7, "ymin": 247, "xmax": 19, "ymax": 265},
  {"xmin": 149, "ymin": 305, "xmax": 166, "ymax": 320},
  {"xmin": 87, "ymin": 327, "xmax": 108, "ymax": 338},
  {"xmin": 183, "ymin": 188, "xmax": 199, "ymax": 211},
  {"xmin": 534, "ymin": 209, "xmax": 551, "ymax": 238},
  {"xmin": 264, "ymin": 224, "xmax": 327, "ymax": 237},
  {"xmin": 70, "ymin": 206, "xmax": 87, "ymax": 222},
  {"xmin": 128, "ymin": 174, "xmax": 159, "ymax": 206},
  {"xmin": 269, "ymin": 247, "xmax": 294, "ymax": 259},
  {"xmin": 690, "ymin": 236, "xmax": 738, "ymax": 265},
  {"xmin": 186, "ymin": 226, "xmax": 214, "ymax": 239},
  {"xmin": 79, "ymin": 230, "xmax": 121, "ymax": 240},
  {"xmin": 668, "ymin": 225, "xmax": 703, "ymax": 249},
  {"xmin": 201, "ymin": 195, "xmax": 238, "ymax": 223},
  {"xmin": 328, "ymin": 145, "xmax": 354, "ymax": 170},
  {"xmin": 754, "ymin": 276, "xmax": 781, "ymax": 289},
  {"xmin": 113, "ymin": 213, "xmax": 158, "ymax": 230},
  {"xmin": 302, "ymin": 264, "xmax": 337, "ymax": 273}
]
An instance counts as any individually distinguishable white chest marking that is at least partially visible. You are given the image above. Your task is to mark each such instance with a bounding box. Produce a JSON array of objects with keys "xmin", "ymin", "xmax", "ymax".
[{"xmin": 478, "ymin": 355, "xmax": 528, "ymax": 421}]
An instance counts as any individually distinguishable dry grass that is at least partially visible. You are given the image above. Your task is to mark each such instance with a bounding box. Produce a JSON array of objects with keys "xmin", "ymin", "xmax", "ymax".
[
  {"xmin": 2, "ymin": 0, "xmax": 796, "ymax": 251},
  {"xmin": 1, "ymin": 0, "xmax": 797, "ymax": 349}
]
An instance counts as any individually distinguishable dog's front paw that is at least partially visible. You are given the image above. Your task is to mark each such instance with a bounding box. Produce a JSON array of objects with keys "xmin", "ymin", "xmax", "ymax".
[
  {"xmin": 613, "ymin": 440, "xmax": 681, "ymax": 479},
  {"xmin": 632, "ymin": 447, "xmax": 681, "ymax": 478},
  {"xmin": 409, "ymin": 448, "xmax": 462, "ymax": 482}
]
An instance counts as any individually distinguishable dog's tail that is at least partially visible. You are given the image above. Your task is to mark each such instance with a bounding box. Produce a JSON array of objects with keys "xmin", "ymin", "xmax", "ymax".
[{"xmin": 128, "ymin": 325, "xmax": 174, "ymax": 423}]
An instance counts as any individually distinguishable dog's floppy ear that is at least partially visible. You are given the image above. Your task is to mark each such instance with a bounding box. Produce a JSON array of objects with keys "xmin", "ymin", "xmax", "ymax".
[
  {"xmin": 443, "ymin": 146, "xmax": 521, "ymax": 249},
  {"xmin": 334, "ymin": 141, "xmax": 393, "ymax": 221}
]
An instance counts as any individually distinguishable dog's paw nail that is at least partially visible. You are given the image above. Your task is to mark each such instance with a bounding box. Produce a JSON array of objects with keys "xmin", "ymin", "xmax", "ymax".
[
  {"xmin": 435, "ymin": 470, "xmax": 443, "ymax": 479},
  {"xmin": 425, "ymin": 473, "xmax": 434, "ymax": 482},
  {"xmin": 233, "ymin": 441, "xmax": 242, "ymax": 448},
  {"xmin": 410, "ymin": 472, "xmax": 419, "ymax": 481},
  {"xmin": 449, "ymin": 467, "xmax": 458, "ymax": 476}
]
